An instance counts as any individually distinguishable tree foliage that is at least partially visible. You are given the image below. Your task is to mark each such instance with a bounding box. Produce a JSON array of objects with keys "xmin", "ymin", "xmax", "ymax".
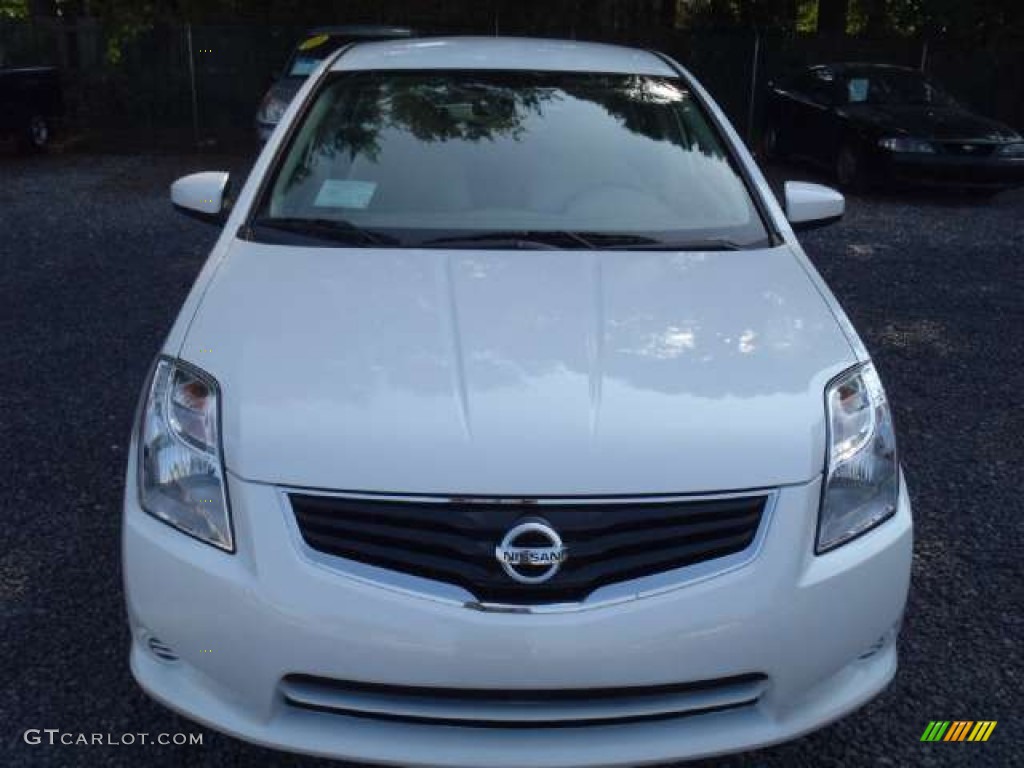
[
  {"xmin": 1, "ymin": 0, "xmax": 28, "ymax": 18},
  {"xmin": 11, "ymin": 0, "xmax": 1024, "ymax": 43}
]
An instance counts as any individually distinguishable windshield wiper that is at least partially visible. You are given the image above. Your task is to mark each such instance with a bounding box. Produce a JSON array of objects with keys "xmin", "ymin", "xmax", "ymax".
[
  {"xmin": 598, "ymin": 237, "xmax": 753, "ymax": 251},
  {"xmin": 416, "ymin": 231, "xmax": 578, "ymax": 249},
  {"xmin": 249, "ymin": 217, "xmax": 399, "ymax": 247},
  {"xmin": 415, "ymin": 231, "xmax": 691, "ymax": 250},
  {"xmin": 416, "ymin": 231, "xmax": 758, "ymax": 252}
]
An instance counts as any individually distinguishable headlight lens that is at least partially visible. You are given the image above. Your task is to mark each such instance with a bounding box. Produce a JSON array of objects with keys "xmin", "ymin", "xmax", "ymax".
[
  {"xmin": 997, "ymin": 141, "xmax": 1024, "ymax": 157},
  {"xmin": 878, "ymin": 136, "xmax": 935, "ymax": 153},
  {"xmin": 257, "ymin": 93, "xmax": 289, "ymax": 125},
  {"xmin": 818, "ymin": 363, "xmax": 899, "ymax": 553},
  {"xmin": 138, "ymin": 359, "xmax": 233, "ymax": 551}
]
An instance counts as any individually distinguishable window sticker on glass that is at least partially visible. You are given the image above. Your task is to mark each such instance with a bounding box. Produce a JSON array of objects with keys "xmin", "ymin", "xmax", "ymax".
[
  {"xmin": 314, "ymin": 180, "xmax": 378, "ymax": 209},
  {"xmin": 848, "ymin": 78, "xmax": 869, "ymax": 103}
]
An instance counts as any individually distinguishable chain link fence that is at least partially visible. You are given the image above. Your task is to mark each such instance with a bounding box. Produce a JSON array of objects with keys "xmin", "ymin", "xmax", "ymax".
[{"xmin": 2, "ymin": 18, "xmax": 1022, "ymax": 151}]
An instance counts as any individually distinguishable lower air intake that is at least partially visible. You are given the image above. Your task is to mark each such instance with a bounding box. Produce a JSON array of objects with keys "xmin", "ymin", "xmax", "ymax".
[{"xmin": 280, "ymin": 674, "xmax": 769, "ymax": 728}]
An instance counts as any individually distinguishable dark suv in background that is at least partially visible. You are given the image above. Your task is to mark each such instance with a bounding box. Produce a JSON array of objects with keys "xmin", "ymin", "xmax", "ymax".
[{"xmin": 255, "ymin": 25, "xmax": 415, "ymax": 141}]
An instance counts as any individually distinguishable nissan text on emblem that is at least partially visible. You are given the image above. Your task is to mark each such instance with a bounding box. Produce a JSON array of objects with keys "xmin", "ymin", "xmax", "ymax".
[{"xmin": 495, "ymin": 519, "xmax": 568, "ymax": 584}]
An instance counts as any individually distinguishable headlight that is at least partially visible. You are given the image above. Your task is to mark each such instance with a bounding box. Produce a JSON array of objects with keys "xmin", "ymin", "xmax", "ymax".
[
  {"xmin": 257, "ymin": 93, "xmax": 289, "ymax": 125},
  {"xmin": 138, "ymin": 358, "xmax": 233, "ymax": 551},
  {"xmin": 818, "ymin": 362, "xmax": 899, "ymax": 553},
  {"xmin": 997, "ymin": 142, "xmax": 1024, "ymax": 157},
  {"xmin": 878, "ymin": 136, "xmax": 935, "ymax": 153}
]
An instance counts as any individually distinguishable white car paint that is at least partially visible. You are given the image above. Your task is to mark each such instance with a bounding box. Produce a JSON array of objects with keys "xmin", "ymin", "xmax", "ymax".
[
  {"xmin": 335, "ymin": 36, "xmax": 678, "ymax": 75},
  {"xmin": 124, "ymin": 37, "xmax": 912, "ymax": 766},
  {"xmin": 170, "ymin": 171, "xmax": 230, "ymax": 215},
  {"xmin": 184, "ymin": 241, "xmax": 855, "ymax": 495},
  {"xmin": 784, "ymin": 181, "xmax": 846, "ymax": 225}
]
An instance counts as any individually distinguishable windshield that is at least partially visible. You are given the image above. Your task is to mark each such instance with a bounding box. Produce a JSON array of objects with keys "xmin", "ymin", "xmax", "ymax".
[
  {"xmin": 253, "ymin": 70, "xmax": 769, "ymax": 249},
  {"xmin": 844, "ymin": 70, "xmax": 958, "ymax": 107}
]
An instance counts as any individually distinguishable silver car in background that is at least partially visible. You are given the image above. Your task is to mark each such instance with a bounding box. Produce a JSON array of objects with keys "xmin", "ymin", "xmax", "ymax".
[{"xmin": 255, "ymin": 24, "xmax": 415, "ymax": 141}]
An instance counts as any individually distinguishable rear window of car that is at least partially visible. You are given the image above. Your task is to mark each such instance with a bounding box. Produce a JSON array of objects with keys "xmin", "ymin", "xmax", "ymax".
[{"xmin": 252, "ymin": 69, "xmax": 770, "ymax": 248}]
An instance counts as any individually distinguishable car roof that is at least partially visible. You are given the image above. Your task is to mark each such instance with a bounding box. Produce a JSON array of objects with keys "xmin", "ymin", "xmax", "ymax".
[
  {"xmin": 307, "ymin": 25, "xmax": 416, "ymax": 38},
  {"xmin": 330, "ymin": 37, "xmax": 677, "ymax": 76}
]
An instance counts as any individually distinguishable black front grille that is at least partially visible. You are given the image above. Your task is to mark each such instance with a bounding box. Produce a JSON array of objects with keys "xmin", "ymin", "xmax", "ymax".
[{"xmin": 290, "ymin": 493, "xmax": 767, "ymax": 604}]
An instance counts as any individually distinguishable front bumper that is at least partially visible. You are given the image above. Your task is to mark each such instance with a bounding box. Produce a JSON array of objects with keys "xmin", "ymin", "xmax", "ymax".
[
  {"xmin": 123, "ymin": 468, "xmax": 912, "ymax": 767},
  {"xmin": 879, "ymin": 151, "xmax": 1024, "ymax": 188}
]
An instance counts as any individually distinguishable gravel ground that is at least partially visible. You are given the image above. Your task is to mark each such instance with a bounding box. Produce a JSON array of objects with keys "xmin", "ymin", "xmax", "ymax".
[{"xmin": 1, "ymin": 152, "xmax": 1021, "ymax": 767}]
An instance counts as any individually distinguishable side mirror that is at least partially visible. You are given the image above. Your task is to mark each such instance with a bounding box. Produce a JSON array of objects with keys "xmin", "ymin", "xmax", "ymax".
[
  {"xmin": 171, "ymin": 171, "xmax": 231, "ymax": 224},
  {"xmin": 784, "ymin": 181, "xmax": 844, "ymax": 231}
]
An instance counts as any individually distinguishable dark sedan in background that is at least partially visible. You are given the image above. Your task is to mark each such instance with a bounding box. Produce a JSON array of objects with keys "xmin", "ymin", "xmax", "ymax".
[
  {"xmin": 763, "ymin": 63, "xmax": 1024, "ymax": 191},
  {"xmin": 254, "ymin": 24, "xmax": 415, "ymax": 140}
]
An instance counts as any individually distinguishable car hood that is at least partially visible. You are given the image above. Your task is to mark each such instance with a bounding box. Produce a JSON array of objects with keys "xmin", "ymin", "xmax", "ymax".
[
  {"xmin": 180, "ymin": 241, "xmax": 856, "ymax": 495},
  {"xmin": 843, "ymin": 103, "xmax": 1019, "ymax": 142}
]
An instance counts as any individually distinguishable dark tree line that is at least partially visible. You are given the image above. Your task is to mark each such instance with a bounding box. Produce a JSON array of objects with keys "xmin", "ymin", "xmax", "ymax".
[{"xmin": 6, "ymin": 0, "xmax": 1024, "ymax": 43}]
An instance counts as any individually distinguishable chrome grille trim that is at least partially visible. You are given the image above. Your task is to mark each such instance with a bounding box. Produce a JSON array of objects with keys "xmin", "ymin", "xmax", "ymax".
[{"xmin": 277, "ymin": 488, "xmax": 779, "ymax": 614}]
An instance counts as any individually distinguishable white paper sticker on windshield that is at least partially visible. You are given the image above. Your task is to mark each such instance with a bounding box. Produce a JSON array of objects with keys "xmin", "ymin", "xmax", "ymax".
[
  {"xmin": 315, "ymin": 180, "xmax": 377, "ymax": 209},
  {"xmin": 848, "ymin": 78, "xmax": 869, "ymax": 103}
]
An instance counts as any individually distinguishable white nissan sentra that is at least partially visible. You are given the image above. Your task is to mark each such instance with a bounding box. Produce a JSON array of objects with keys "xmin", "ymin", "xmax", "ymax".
[{"xmin": 124, "ymin": 37, "xmax": 912, "ymax": 766}]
